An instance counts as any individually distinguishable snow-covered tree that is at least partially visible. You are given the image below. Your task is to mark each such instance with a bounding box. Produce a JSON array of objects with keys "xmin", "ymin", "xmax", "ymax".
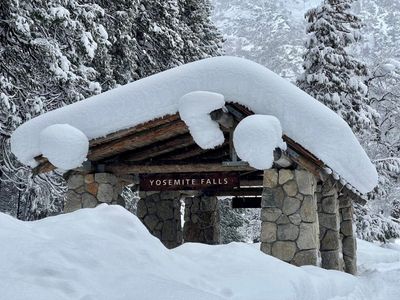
[
  {"xmin": 179, "ymin": 0, "xmax": 222, "ymax": 62},
  {"xmin": 219, "ymin": 199, "xmax": 247, "ymax": 244},
  {"xmin": 0, "ymin": 0, "xmax": 221, "ymax": 219},
  {"xmin": 211, "ymin": 0, "xmax": 400, "ymax": 242},
  {"xmin": 297, "ymin": 0, "xmax": 378, "ymax": 135},
  {"xmin": 212, "ymin": 0, "xmax": 311, "ymax": 80}
]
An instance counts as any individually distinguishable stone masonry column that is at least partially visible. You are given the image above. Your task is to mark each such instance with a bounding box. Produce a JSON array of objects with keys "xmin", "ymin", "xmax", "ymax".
[
  {"xmin": 260, "ymin": 168, "xmax": 319, "ymax": 266},
  {"xmin": 65, "ymin": 172, "xmax": 124, "ymax": 212},
  {"xmin": 137, "ymin": 191, "xmax": 182, "ymax": 249},
  {"xmin": 317, "ymin": 178, "xmax": 343, "ymax": 271},
  {"xmin": 183, "ymin": 195, "xmax": 220, "ymax": 244},
  {"xmin": 339, "ymin": 192, "xmax": 357, "ymax": 275}
]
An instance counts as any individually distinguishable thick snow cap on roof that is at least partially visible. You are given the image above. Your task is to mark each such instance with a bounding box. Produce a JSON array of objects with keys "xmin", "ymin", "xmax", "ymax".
[{"xmin": 11, "ymin": 56, "xmax": 378, "ymax": 194}]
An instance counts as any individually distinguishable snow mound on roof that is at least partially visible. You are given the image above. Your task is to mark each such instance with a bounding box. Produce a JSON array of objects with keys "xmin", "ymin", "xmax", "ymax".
[
  {"xmin": 233, "ymin": 115, "xmax": 286, "ymax": 169},
  {"xmin": 40, "ymin": 124, "xmax": 89, "ymax": 170},
  {"xmin": 0, "ymin": 205, "xmax": 358, "ymax": 300},
  {"xmin": 179, "ymin": 91, "xmax": 225, "ymax": 149},
  {"xmin": 10, "ymin": 56, "xmax": 377, "ymax": 193}
]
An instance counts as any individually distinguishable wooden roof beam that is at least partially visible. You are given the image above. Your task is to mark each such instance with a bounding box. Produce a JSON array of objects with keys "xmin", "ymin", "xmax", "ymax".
[
  {"xmin": 120, "ymin": 134, "xmax": 195, "ymax": 162},
  {"xmin": 88, "ymin": 120, "xmax": 189, "ymax": 161},
  {"xmin": 90, "ymin": 114, "xmax": 180, "ymax": 147}
]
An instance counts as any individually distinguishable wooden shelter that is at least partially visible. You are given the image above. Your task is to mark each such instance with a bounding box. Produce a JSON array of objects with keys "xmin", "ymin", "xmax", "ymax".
[
  {"xmin": 33, "ymin": 102, "xmax": 360, "ymax": 274},
  {"xmin": 34, "ymin": 103, "xmax": 329, "ymax": 201}
]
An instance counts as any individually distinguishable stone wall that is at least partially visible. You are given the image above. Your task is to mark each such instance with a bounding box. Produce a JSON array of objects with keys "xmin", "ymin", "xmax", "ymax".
[
  {"xmin": 183, "ymin": 195, "xmax": 220, "ymax": 244},
  {"xmin": 260, "ymin": 168, "xmax": 320, "ymax": 266},
  {"xmin": 65, "ymin": 172, "xmax": 125, "ymax": 213},
  {"xmin": 339, "ymin": 192, "xmax": 357, "ymax": 275},
  {"xmin": 137, "ymin": 191, "xmax": 182, "ymax": 249},
  {"xmin": 317, "ymin": 179, "xmax": 343, "ymax": 271}
]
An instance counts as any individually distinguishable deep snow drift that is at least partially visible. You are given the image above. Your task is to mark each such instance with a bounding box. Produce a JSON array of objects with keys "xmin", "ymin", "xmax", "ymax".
[
  {"xmin": 10, "ymin": 56, "xmax": 377, "ymax": 194},
  {"xmin": 1, "ymin": 205, "xmax": 400, "ymax": 300}
]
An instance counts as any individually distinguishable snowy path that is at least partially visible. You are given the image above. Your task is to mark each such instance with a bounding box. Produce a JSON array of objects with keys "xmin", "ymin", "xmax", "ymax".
[{"xmin": 332, "ymin": 241, "xmax": 400, "ymax": 300}]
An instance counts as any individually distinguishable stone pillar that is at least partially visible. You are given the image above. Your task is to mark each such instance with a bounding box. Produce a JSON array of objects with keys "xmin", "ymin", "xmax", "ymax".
[
  {"xmin": 260, "ymin": 168, "xmax": 319, "ymax": 266},
  {"xmin": 317, "ymin": 179, "xmax": 343, "ymax": 271},
  {"xmin": 137, "ymin": 191, "xmax": 182, "ymax": 249},
  {"xmin": 339, "ymin": 192, "xmax": 357, "ymax": 275},
  {"xmin": 183, "ymin": 195, "xmax": 220, "ymax": 244},
  {"xmin": 65, "ymin": 172, "xmax": 124, "ymax": 213}
]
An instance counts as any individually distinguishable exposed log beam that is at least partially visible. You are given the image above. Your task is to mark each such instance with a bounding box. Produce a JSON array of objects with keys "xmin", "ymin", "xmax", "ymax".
[
  {"xmin": 90, "ymin": 114, "xmax": 180, "ymax": 147},
  {"xmin": 88, "ymin": 120, "xmax": 188, "ymax": 161},
  {"xmin": 283, "ymin": 135, "xmax": 324, "ymax": 167},
  {"xmin": 273, "ymin": 148, "xmax": 293, "ymax": 168},
  {"xmin": 121, "ymin": 134, "xmax": 195, "ymax": 162},
  {"xmin": 33, "ymin": 160, "xmax": 55, "ymax": 175},
  {"xmin": 210, "ymin": 108, "xmax": 235, "ymax": 129},
  {"xmin": 33, "ymin": 119, "xmax": 189, "ymax": 174},
  {"xmin": 105, "ymin": 163, "xmax": 255, "ymax": 175},
  {"xmin": 159, "ymin": 144, "xmax": 206, "ymax": 160},
  {"xmin": 162, "ymin": 141, "xmax": 229, "ymax": 161}
]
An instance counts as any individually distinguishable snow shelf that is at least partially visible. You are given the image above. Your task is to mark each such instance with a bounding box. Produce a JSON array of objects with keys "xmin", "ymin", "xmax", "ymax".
[{"xmin": 10, "ymin": 56, "xmax": 377, "ymax": 194}]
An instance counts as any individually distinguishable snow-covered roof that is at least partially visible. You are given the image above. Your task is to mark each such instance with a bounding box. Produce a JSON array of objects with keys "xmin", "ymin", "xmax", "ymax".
[{"xmin": 11, "ymin": 56, "xmax": 378, "ymax": 194}]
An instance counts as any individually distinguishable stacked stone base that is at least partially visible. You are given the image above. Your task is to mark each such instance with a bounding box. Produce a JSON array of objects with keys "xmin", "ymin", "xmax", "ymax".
[
  {"xmin": 260, "ymin": 167, "xmax": 358, "ymax": 275},
  {"xmin": 318, "ymin": 179, "xmax": 343, "ymax": 271},
  {"xmin": 183, "ymin": 195, "xmax": 220, "ymax": 244},
  {"xmin": 261, "ymin": 169, "xmax": 319, "ymax": 266},
  {"xmin": 64, "ymin": 169, "xmax": 358, "ymax": 275},
  {"xmin": 339, "ymin": 193, "xmax": 357, "ymax": 275},
  {"xmin": 137, "ymin": 191, "xmax": 182, "ymax": 249},
  {"xmin": 65, "ymin": 173, "xmax": 125, "ymax": 212}
]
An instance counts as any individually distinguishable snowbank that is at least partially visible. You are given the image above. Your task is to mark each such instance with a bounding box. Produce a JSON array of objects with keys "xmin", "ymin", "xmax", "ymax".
[
  {"xmin": 0, "ymin": 205, "xmax": 357, "ymax": 300},
  {"xmin": 10, "ymin": 56, "xmax": 377, "ymax": 193},
  {"xmin": 39, "ymin": 124, "xmax": 89, "ymax": 170},
  {"xmin": 357, "ymin": 239, "xmax": 400, "ymax": 268},
  {"xmin": 233, "ymin": 115, "xmax": 286, "ymax": 169}
]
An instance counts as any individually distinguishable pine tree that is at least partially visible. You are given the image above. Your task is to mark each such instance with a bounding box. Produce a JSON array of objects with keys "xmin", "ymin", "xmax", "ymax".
[
  {"xmin": 219, "ymin": 199, "xmax": 246, "ymax": 244},
  {"xmin": 213, "ymin": 0, "xmax": 305, "ymax": 80},
  {"xmin": 178, "ymin": 0, "xmax": 222, "ymax": 62},
  {"xmin": 297, "ymin": 0, "xmax": 378, "ymax": 134}
]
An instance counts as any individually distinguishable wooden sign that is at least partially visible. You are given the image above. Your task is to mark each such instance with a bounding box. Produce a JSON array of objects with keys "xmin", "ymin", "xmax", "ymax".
[{"xmin": 139, "ymin": 172, "xmax": 240, "ymax": 191}]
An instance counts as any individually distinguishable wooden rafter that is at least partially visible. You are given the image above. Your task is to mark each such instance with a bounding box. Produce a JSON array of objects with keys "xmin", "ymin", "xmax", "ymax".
[
  {"xmin": 90, "ymin": 114, "xmax": 180, "ymax": 147},
  {"xmin": 88, "ymin": 120, "xmax": 188, "ymax": 161},
  {"xmin": 121, "ymin": 134, "xmax": 195, "ymax": 162}
]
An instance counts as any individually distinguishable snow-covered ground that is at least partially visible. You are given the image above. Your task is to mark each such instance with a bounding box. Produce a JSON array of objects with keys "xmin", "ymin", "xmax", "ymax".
[{"xmin": 1, "ymin": 205, "xmax": 399, "ymax": 300}]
